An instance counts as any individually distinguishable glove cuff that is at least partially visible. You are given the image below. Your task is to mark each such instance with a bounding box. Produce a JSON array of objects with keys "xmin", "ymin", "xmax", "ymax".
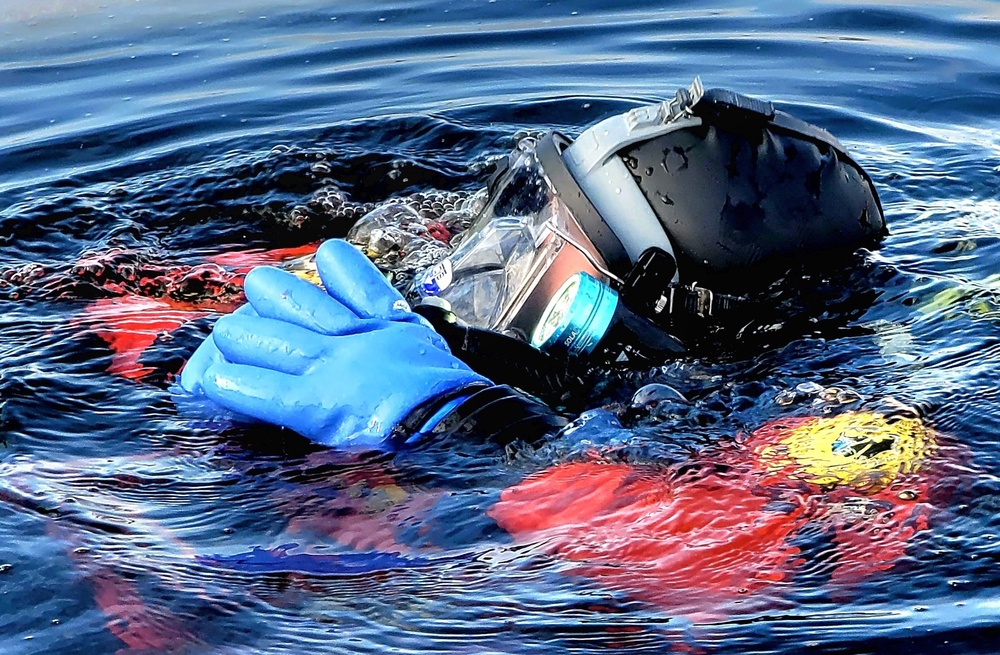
[
  {"xmin": 393, "ymin": 385, "xmax": 567, "ymax": 448},
  {"xmin": 391, "ymin": 381, "xmax": 491, "ymax": 443}
]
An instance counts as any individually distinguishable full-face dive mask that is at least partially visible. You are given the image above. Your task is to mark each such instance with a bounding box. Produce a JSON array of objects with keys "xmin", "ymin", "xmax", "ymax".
[{"xmin": 416, "ymin": 78, "xmax": 886, "ymax": 365}]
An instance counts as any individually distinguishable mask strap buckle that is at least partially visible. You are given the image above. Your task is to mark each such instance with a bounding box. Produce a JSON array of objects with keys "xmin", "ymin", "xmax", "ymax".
[
  {"xmin": 659, "ymin": 284, "xmax": 726, "ymax": 320},
  {"xmin": 625, "ymin": 77, "xmax": 705, "ymax": 131},
  {"xmin": 691, "ymin": 284, "xmax": 715, "ymax": 318}
]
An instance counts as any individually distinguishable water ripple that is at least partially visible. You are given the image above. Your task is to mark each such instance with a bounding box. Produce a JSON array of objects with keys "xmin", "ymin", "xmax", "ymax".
[{"xmin": 2, "ymin": 1, "xmax": 1000, "ymax": 654}]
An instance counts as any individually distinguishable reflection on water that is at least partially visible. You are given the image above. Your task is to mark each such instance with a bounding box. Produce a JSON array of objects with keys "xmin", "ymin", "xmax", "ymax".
[{"xmin": 2, "ymin": 0, "xmax": 1000, "ymax": 653}]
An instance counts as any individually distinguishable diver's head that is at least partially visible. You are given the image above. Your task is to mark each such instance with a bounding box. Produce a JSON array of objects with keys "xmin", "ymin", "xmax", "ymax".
[{"xmin": 417, "ymin": 78, "xmax": 886, "ymax": 359}]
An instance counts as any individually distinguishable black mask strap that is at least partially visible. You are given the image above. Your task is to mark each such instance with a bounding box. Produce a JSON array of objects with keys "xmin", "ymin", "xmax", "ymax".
[
  {"xmin": 536, "ymin": 132, "xmax": 632, "ymax": 278},
  {"xmin": 622, "ymin": 247, "xmax": 752, "ymax": 325}
]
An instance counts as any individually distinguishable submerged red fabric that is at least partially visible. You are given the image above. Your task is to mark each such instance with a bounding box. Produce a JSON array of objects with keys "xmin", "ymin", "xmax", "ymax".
[
  {"xmin": 489, "ymin": 416, "xmax": 950, "ymax": 618},
  {"xmin": 490, "ymin": 459, "xmax": 807, "ymax": 617},
  {"xmin": 73, "ymin": 244, "xmax": 319, "ymax": 380}
]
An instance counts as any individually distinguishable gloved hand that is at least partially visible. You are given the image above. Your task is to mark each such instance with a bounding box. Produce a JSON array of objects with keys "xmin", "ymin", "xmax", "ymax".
[{"xmin": 179, "ymin": 239, "xmax": 491, "ymax": 448}]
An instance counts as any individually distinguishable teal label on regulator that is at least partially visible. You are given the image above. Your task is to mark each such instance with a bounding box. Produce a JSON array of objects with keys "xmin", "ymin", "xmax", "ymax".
[{"xmin": 531, "ymin": 272, "xmax": 618, "ymax": 356}]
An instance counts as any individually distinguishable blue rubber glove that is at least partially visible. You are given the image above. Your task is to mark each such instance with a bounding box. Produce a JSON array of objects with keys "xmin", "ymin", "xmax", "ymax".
[{"xmin": 179, "ymin": 239, "xmax": 491, "ymax": 448}]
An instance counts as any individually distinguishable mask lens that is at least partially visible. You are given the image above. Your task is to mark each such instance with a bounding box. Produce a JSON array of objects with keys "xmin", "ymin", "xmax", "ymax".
[
  {"xmin": 419, "ymin": 215, "xmax": 541, "ymax": 327},
  {"xmin": 416, "ymin": 138, "xmax": 611, "ymax": 341},
  {"xmin": 417, "ymin": 141, "xmax": 555, "ymax": 328}
]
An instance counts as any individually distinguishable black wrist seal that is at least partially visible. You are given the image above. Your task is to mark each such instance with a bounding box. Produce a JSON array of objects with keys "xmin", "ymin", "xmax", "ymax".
[{"xmin": 393, "ymin": 385, "xmax": 567, "ymax": 449}]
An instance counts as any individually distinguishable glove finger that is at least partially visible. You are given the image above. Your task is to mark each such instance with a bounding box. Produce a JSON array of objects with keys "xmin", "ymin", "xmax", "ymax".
[
  {"xmin": 212, "ymin": 313, "xmax": 326, "ymax": 375},
  {"xmin": 179, "ymin": 304, "xmax": 259, "ymax": 394},
  {"xmin": 201, "ymin": 361, "xmax": 308, "ymax": 431},
  {"xmin": 179, "ymin": 334, "xmax": 224, "ymax": 395},
  {"xmin": 243, "ymin": 266, "xmax": 362, "ymax": 336},
  {"xmin": 315, "ymin": 239, "xmax": 421, "ymax": 324}
]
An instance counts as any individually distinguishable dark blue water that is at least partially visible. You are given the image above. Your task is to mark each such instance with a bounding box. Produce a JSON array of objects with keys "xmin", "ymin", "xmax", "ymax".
[{"xmin": 2, "ymin": 1, "xmax": 1000, "ymax": 653}]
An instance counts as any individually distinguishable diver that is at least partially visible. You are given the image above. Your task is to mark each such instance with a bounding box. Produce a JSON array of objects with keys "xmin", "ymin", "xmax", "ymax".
[{"xmin": 179, "ymin": 78, "xmax": 886, "ymax": 449}]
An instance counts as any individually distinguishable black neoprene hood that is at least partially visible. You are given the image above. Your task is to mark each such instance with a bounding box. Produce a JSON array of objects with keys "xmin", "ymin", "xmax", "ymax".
[{"xmin": 540, "ymin": 83, "xmax": 887, "ymax": 293}]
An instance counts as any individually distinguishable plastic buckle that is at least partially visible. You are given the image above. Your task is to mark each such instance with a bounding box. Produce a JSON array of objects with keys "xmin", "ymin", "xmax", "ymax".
[
  {"xmin": 691, "ymin": 284, "xmax": 714, "ymax": 318},
  {"xmin": 663, "ymin": 283, "xmax": 715, "ymax": 318},
  {"xmin": 625, "ymin": 77, "xmax": 705, "ymax": 131},
  {"xmin": 665, "ymin": 76, "xmax": 705, "ymax": 122}
]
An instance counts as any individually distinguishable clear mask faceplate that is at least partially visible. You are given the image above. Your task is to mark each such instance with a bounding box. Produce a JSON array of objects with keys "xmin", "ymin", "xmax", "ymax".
[{"xmin": 416, "ymin": 139, "xmax": 612, "ymax": 341}]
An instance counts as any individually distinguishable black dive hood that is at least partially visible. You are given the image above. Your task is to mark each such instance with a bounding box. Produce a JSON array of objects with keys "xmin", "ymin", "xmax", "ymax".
[
  {"xmin": 535, "ymin": 78, "xmax": 887, "ymax": 296},
  {"xmin": 415, "ymin": 79, "xmax": 887, "ymax": 387}
]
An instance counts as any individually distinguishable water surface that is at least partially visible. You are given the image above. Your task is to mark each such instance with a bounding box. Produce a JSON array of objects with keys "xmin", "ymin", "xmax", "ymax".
[{"xmin": 2, "ymin": 1, "xmax": 1000, "ymax": 653}]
